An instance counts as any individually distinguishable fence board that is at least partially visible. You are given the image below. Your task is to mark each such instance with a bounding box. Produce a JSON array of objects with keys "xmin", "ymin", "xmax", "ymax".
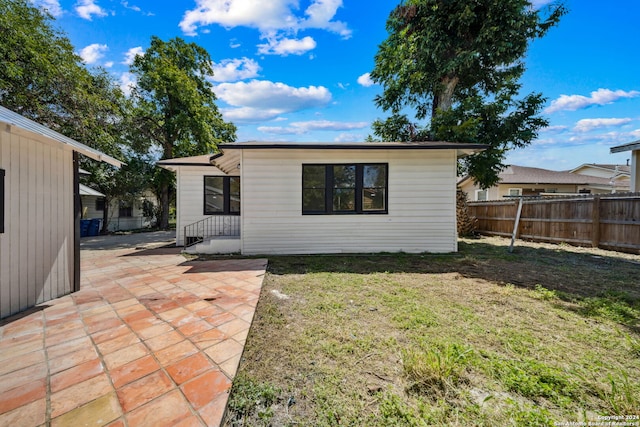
[{"xmin": 468, "ymin": 193, "xmax": 640, "ymax": 254}]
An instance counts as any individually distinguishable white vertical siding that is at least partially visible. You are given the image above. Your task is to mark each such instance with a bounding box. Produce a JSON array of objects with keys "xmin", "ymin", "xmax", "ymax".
[
  {"xmin": 240, "ymin": 148, "xmax": 458, "ymax": 254},
  {"xmin": 174, "ymin": 165, "xmax": 228, "ymax": 245},
  {"xmin": 0, "ymin": 126, "xmax": 74, "ymax": 319}
]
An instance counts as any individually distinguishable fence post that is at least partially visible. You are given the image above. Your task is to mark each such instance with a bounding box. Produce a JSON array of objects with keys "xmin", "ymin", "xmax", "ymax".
[
  {"xmin": 591, "ymin": 195, "xmax": 601, "ymax": 248},
  {"xmin": 509, "ymin": 197, "xmax": 524, "ymax": 253}
]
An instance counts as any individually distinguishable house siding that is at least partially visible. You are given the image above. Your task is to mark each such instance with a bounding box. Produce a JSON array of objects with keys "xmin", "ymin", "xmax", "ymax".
[
  {"xmin": 240, "ymin": 148, "xmax": 458, "ymax": 254},
  {"xmin": 175, "ymin": 165, "xmax": 231, "ymax": 245},
  {"xmin": 0, "ymin": 125, "xmax": 74, "ymax": 319}
]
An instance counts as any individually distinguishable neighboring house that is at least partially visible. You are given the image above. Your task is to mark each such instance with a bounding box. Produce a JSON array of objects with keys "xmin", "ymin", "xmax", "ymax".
[
  {"xmin": 611, "ymin": 141, "xmax": 640, "ymax": 192},
  {"xmin": 570, "ymin": 163, "xmax": 630, "ymax": 190},
  {"xmin": 81, "ymin": 189, "xmax": 158, "ymax": 232},
  {"xmin": 459, "ymin": 165, "xmax": 629, "ymax": 201},
  {"xmin": 0, "ymin": 106, "xmax": 122, "ymax": 319},
  {"xmin": 159, "ymin": 141, "xmax": 485, "ymax": 255}
]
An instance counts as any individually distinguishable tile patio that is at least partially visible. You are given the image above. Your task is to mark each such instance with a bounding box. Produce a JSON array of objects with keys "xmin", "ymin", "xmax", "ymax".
[{"xmin": 0, "ymin": 245, "xmax": 267, "ymax": 426}]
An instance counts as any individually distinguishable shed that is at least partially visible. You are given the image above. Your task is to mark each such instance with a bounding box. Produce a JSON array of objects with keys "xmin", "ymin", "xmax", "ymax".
[
  {"xmin": 0, "ymin": 106, "xmax": 122, "ymax": 319},
  {"xmin": 159, "ymin": 141, "xmax": 485, "ymax": 255},
  {"xmin": 611, "ymin": 141, "xmax": 640, "ymax": 192}
]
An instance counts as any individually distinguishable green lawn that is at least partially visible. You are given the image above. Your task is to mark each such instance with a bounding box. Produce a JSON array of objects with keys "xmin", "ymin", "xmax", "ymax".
[{"xmin": 220, "ymin": 237, "xmax": 640, "ymax": 426}]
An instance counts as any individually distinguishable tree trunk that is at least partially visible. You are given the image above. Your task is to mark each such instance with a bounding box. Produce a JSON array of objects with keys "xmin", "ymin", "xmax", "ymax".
[
  {"xmin": 431, "ymin": 76, "xmax": 459, "ymax": 118},
  {"xmin": 159, "ymin": 184, "xmax": 170, "ymax": 230},
  {"xmin": 101, "ymin": 198, "xmax": 110, "ymax": 234}
]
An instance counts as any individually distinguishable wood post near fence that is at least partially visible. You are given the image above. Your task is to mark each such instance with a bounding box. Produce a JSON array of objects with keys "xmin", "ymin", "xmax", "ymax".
[{"xmin": 468, "ymin": 193, "xmax": 640, "ymax": 254}]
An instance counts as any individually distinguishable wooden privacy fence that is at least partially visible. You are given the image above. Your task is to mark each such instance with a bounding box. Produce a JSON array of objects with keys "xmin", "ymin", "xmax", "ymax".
[{"xmin": 468, "ymin": 193, "xmax": 640, "ymax": 254}]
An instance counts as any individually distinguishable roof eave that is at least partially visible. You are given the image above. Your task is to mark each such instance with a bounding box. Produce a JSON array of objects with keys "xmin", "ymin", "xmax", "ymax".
[{"xmin": 611, "ymin": 140, "xmax": 640, "ymax": 153}]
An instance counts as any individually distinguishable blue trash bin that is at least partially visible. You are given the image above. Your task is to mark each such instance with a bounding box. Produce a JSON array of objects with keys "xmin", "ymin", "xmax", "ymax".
[
  {"xmin": 89, "ymin": 218, "xmax": 101, "ymax": 236},
  {"xmin": 80, "ymin": 219, "xmax": 90, "ymax": 237}
]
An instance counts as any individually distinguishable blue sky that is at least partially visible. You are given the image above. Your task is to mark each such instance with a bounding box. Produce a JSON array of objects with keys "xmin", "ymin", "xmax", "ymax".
[{"xmin": 34, "ymin": 0, "xmax": 640, "ymax": 171}]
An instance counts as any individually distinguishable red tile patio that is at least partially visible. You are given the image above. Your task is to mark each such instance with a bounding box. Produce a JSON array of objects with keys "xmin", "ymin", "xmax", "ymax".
[{"xmin": 0, "ymin": 244, "xmax": 267, "ymax": 426}]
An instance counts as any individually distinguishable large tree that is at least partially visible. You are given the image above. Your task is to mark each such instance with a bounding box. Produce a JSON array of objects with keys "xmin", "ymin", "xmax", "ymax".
[
  {"xmin": 0, "ymin": 0, "xmax": 146, "ymax": 232},
  {"xmin": 129, "ymin": 36, "xmax": 237, "ymax": 229},
  {"xmin": 370, "ymin": 0, "xmax": 566, "ymax": 188}
]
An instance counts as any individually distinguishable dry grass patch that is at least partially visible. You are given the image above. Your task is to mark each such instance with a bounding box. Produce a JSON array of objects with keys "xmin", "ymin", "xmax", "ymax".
[{"xmin": 219, "ymin": 237, "xmax": 640, "ymax": 426}]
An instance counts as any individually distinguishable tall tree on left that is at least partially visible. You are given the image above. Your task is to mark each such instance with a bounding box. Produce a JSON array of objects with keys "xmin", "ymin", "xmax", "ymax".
[
  {"xmin": 0, "ymin": 0, "xmax": 135, "ymax": 233},
  {"xmin": 128, "ymin": 36, "xmax": 237, "ymax": 230}
]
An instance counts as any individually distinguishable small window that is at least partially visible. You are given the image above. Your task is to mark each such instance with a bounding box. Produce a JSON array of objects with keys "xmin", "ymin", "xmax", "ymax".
[
  {"xmin": 95, "ymin": 198, "xmax": 105, "ymax": 211},
  {"xmin": 119, "ymin": 201, "xmax": 133, "ymax": 217},
  {"xmin": 508, "ymin": 188, "xmax": 522, "ymax": 197},
  {"xmin": 302, "ymin": 164, "xmax": 388, "ymax": 214},
  {"xmin": 475, "ymin": 189, "xmax": 488, "ymax": 201},
  {"xmin": 0, "ymin": 168, "xmax": 4, "ymax": 233},
  {"xmin": 204, "ymin": 176, "xmax": 240, "ymax": 215}
]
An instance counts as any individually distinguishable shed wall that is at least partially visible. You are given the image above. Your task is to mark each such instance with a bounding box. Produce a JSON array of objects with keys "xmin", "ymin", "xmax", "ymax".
[{"xmin": 0, "ymin": 125, "xmax": 74, "ymax": 319}]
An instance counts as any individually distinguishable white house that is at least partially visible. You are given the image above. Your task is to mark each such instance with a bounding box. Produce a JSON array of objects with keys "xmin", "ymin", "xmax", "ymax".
[
  {"xmin": 0, "ymin": 106, "xmax": 122, "ymax": 319},
  {"xmin": 611, "ymin": 141, "xmax": 640, "ymax": 192},
  {"xmin": 459, "ymin": 164, "xmax": 630, "ymax": 201},
  {"xmin": 158, "ymin": 141, "xmax": 485, "ymax": 255},
  {"xmin": 81, "ymin": 188, "xmax": 158, "ymax": 232}
]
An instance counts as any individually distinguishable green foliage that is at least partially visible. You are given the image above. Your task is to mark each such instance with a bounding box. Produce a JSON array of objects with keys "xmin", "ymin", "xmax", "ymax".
[
  {"xmin": 378, "ymin": 392, "xmax": 427, "ymax": 427},
  {"xmin": 532, "ymin": 284, "xmax": 558, "ymax": 301},
  {"xmin": 225, "ymin": 375, "xmax": 281, "ymax": 426},
  {"xmin": 403, "ymin": 342, "xmax": 472, "ymax": 396},
  {"xmin": 506, "ymin": 400, "xmax": 554, "ymax": 427},
  {"xmin": 576, "ymin": 291, "xmax": 639, "ymax": 325},
  {"xmin": 600, "ymin": 372, "xmax": 640, "ymax": 415},
  {"xmin": 370, "ymin": 0, "xmax": 567, "ymax": 188},
  {"xmin": 129, "ymin": 36, "xmax": 237, "ymax": 228},
  {"xmin": 490, "ymin": 357, "xmax": 577, "ymax": 406}
]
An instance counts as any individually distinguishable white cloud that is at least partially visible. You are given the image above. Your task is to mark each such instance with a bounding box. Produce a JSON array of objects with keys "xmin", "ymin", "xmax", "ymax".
[
  {"xmin": 104, "ymin": 61, "xmax": 114, "ymax": 68},
  {"xmin": 122, "ymin": 46, "xmax": 144, "ymax": 65},
  {"xmin": 334, "ymin": 132, "xmax": 364, "ymax": 142},
  {"xmin": 31, "ymin": 0, "xmax": 63, "ymax": 17},
  {"xmin": 357, "ymin": 72, "xmax": 374, "ymax": 87},
  {"xmin": 545, "ymin": 89, "xmax": 640, "ymax": 114},
  {"xmin": 257, "ymin": 36, "xmax": 317, "ymax": 56},
  {"xmin": 119, "ymin": 72, "xmax": 136, "ymax": 96},
  {"xmin": 300, "ymin": 0, "xmax": 351, "ymax": 38},
  {"xmin": 540, "ymin": 125, "xmax": 568, "ymax": 133},
  {"xmin": 75, "ymin": 0, "xmax": 107, "ymax": 20},
  {"xmin": 79, "ymin": 43, "xmax": 108, "ymax": 64},
  {"xmin": 215, "ymin": 80, "xmax": 332, "ymax": 122},
  {"xmin": 211, "ymin": 58, "xmax": 260, "ymax": 82},
  {"xmin": 258, "ymin": 120, "xmax": 368, "ymax": 135},
  {"xmin": 573, "ymin": 118, "xmax": 633, "ymax": 133},
  {"xmin": 179, "ymin": 0, "xmax": 351, "ymax": 39},
  {"xmin": 121, "ymin": 1, "xmax": 140, "ymax": 12}
]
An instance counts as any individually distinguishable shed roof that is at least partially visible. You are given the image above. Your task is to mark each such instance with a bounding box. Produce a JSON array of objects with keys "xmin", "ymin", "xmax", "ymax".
[
  {"xmin": 0, "ymin": 106, "xmax": 123, "ymax": 167},
  {"xmin": 79, "ymin": 184, "xmax": 105, "ymax": 197}
]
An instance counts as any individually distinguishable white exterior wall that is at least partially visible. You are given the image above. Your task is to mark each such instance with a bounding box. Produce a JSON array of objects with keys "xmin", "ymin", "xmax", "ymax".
[
  {"xmin": 175, "ymin": 165, "xmax": 229, "ymax": 245},
  {"xmin": 240, "ymin": 148, "xmax": 458, "ymax": 254},
  {"xmin": 0, "ymin": 125, "xmax": 74, "ymax": 319}
]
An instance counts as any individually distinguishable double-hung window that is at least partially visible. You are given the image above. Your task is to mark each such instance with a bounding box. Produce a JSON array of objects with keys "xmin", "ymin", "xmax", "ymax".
[
  {"xmin": 204, "ymin": 176, "xmax": 240, "ymax": 215},
  {"xmin": 302, "ymin": 164, "xmax": 388, "ymax": 214}
]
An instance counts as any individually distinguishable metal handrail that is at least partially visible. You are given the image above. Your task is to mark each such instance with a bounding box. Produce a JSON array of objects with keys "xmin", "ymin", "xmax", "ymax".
[{"xmin": 183, "ymin": 215, "xmax": 240, "ymax": 248}]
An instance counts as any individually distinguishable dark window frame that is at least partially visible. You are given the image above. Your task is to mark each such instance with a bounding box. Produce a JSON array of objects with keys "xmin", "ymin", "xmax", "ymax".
[
  {"xmin": 95, "ymin": 198, "xmax": 105, "ymax": 211},
  {"xmin": 0, "ymin": 168, "xmax": 4, "ymax": 233},
  {"xmin": 118, "ymin": 200, "xmax": 133, "ymax": 218},
  {"xmin": 302, "ymin": 163, "xmax": 388, "ymax": 215},
  {"xmin": 203, "ymin": 176, "xmax": 241, "ymax": 216}
]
